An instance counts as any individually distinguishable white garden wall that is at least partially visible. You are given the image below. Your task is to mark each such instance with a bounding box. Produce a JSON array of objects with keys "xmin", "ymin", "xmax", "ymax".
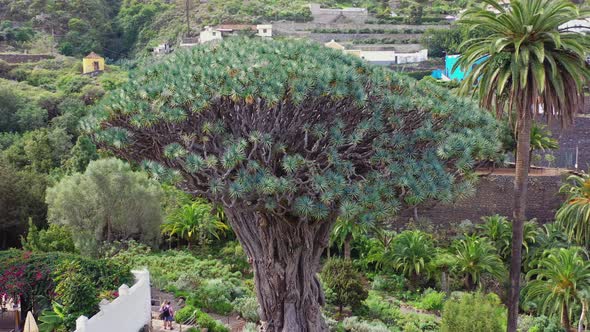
[{"xmin": 74, "ymin": 269, "xmax": 151, "ymax": 332}]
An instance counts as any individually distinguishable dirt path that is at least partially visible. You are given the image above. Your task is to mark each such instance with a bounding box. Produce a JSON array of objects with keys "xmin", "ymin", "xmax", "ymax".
[
  {"xmin": 150, "ymin": 288, "xmax": 248, "ymax": 332},
  {"xmin": 208, "ymin": 313, "xmax": 248, "ymax": 331}
]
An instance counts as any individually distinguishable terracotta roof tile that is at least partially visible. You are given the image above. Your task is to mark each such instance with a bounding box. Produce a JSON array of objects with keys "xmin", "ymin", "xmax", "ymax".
[{"xmin": 84, "ymin": 52, "xmax": 103, "ymax": 59}]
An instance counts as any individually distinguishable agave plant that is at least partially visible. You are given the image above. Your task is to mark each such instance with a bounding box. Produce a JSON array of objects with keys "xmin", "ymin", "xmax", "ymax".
[
  {"xmin": 524, "ymin": 247, "xmax": 590, "ymax": 330},
  {"xmin": 450, "ymin": 235, "xmax": 505, "ymax": 290},
  {"xmin": 556, "ymin": 173, "xmax": 590, "ymax": 247}
]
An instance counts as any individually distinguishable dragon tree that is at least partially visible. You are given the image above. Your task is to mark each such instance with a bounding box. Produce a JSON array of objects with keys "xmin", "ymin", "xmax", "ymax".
[{"xmin": 90, "ymin": 38, "xmax": 498, "ymax": 331}]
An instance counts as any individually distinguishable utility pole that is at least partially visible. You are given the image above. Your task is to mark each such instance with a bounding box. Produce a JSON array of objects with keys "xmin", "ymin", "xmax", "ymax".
[{"xmin": 185, "ymin": 0, "xmax": 191, "ymax": 36}]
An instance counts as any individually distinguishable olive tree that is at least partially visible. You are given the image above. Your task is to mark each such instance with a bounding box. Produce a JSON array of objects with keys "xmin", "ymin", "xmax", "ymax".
[
  {"xmin": 46, "ymin": 158, "xmax": 163, "ymax": 255},
  {"xmin": 90, "ymin": 38, "xmax": 498, "ymax": 331}
]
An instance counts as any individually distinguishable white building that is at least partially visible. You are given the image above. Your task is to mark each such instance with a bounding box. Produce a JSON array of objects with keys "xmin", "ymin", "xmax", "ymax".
[
  {"xmin": 199, "ymin": 26, "xmax": 223, "ymax": 44},
  {"xmin": 257, "ymin": 24, "xmax": 273, "ymax": 37},
  {"xmin": 153, "ymin": 43, "xmax": 172, "ymax": 55},
  {"xmin": 324, "ymin": 40, "xmax": 428, "ymax": 66}
]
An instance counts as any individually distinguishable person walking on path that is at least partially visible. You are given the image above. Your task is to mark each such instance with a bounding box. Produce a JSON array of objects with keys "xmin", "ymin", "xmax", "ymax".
[{"xmin": 160, "ymin": 301, "xmax": 174, "ymax": 330}]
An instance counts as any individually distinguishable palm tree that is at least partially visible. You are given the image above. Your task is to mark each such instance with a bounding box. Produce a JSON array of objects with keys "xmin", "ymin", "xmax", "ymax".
[
  {"xmin": 478, "ymin": 214, "xmax": 512, "ymax": 258},
  {"xmin": 385, "ymin": 230, "xmax": 435, "ymax": 287},
  {"xmin": 161, "ymin": 200, "xmax": 228, "ymax": 248},
  {"xmin": 456, "ymin": 0, "xmax": 590, "ymax": 328},
  {"xmin": 529, "ymin": 124, "xmax": 559, "ymax": 164},
  {"xmin": 524, "ymin": 222, "xmax": 569, "ymax": 270},
  {"xmin": 450, "ymin": 235, "xmax": 505, "ymax": 290},
  {"xmin": 478, "ymin": 215, "xmax": 539, "ymax": 262},
  {"xmin": 366, "ymin": 228, "xmax": 397, "ymax": 270},
  {"xmin": 524, "ymin": 247, "xmax": 590, "ymax": 330},
  {"xmin": 556, "ymin": 173, "xmax": 590, "ymax": 247},
  {"xmin": 330, "ymin": 217, "xmax": 373, "ymax": 260}
]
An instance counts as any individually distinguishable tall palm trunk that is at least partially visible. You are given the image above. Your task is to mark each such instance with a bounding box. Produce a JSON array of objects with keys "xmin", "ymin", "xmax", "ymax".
[
  {"xmin": 562, "ymin": 300, "xmax": 571, "ymax": 331},
  {"xmin": 578, "ymin": 299, "xmax": 587, "ymax": 332},
  {"xmin": 507, "ymin": 113, "xmax": 532, "ymax": 332},
  {"xmin": 343, "ymin": 233, "xmax": 352, "ymax": 260}
]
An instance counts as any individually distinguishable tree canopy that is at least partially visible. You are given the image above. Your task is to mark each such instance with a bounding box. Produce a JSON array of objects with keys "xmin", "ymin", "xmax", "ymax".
[
  {"xmin": 92, "ymin": 38, "xmax": 498, "ymax": 224},
  {"xmin": 91, "ymin": 38, "xmax": 499, "ymax": 330},
  {"xmin": 46, "ymin": 158, "xmax": 163, "ymax": 255}
]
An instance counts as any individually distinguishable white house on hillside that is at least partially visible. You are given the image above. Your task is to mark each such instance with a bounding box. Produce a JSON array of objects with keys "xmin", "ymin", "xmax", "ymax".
[
  {"xmin": 324, "ymin": 40, "xmax": 428, "ymax": 66},
  {"xmin": 257, "ymin": 24, "xmax": 273, "ymax": 37},
  {"xmin": 199, "ymin": 26, "xmax": 223, "ymax": 44}
]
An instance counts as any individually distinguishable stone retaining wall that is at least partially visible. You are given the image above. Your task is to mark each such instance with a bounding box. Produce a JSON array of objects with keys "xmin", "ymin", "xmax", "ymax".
[
  {"xmin": 0, "ymin": 53, "xmax": 54, "ymax": 63},
  {"xmin": 393, "ymin": 173, "xmax": 566, "ymax": 231}
]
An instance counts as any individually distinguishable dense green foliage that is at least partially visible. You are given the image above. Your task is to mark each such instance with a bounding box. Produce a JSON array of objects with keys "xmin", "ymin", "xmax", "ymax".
[
  {"xmin": 46, "ymin": 158, "xmax": 163, "ymax": 255},
  {"xmin": 0, "ymin": 57, "xmax": 126, "ymax": 247},
  {"xmin": 161, "ymin": 200, "xmax": 228, "ymax": 248},
  {"xmin": 450, "ymin": 235, "xmax": 505, "ymax": 290},
  {"xmin": 321, "ymin": 258, "xmax": 368, "ymax": 315},
  {"xmin": 386, "ymin": 230, "xmax": 434, "ymax": 286},
  {"xmin": 524, "ymin": 247, "xmax": 590, "ymax": 330},
  {"xmin": 556, "ymin": 173, "xmax": 590, "ymax": 247},
  {"xmin": 53, "ymin": 260, "xmax": 100, "ymax": 329},
  {"xmin": 0, "ymin": 250, "xmax": 132, "ymax": 325},
  {"xmin": 21, "ymin": 220, "xmax": 77, "ymax": 253},
  {"xmin": 441, "ymin": 292, "xmax": 506, "ymax": 332}
]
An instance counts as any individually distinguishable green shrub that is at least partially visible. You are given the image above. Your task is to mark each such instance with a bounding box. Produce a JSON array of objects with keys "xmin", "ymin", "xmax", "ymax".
[
  {"xmin": 371, "ymin": 275, "xmax": 405, "ymax": 292},
  {"xmin": 190, "ymin": 278, "xmax": 238, "ymax": 315},
  {"xmin": 56, "ymin": 73, "xmax": 92, "ymax": 93},
  {"xmin": 232, "ymin": 296, "xmax": 259, "ymax": 322},
  {"xmin": 526, "ymin": 315, "xmax": 564, "ymax": 332},
  {"xmin": 398, "ymin": 312, "xmax": 439, "ymax": 332},
  {"xmin": 441, "ymin": 292, "xmax": 506, "ymax": 332},
  {"xmin": 341, "ymin": 316, "xmax": 389, "ymax": 332},
  {"xmin": 195, "ymin": 309, "xmax": 230, "ymax": 332},
  {"xmin": 242, "ymin": 323, "xmax": 258, "ymax": 332},
  {"xmin": 361, "ymin": 291, "xmax": 401, "ymax": 325},
  {"xmin": 174, "ymin": 305, "xmax": 198, "ymax": 323},
  {"xmin": 21, "ymin": 220, "xmax": 77, "ymax": 253},
  {"xmin": 53, "ymin": 260, "xmax": 99, "ymax": 329},
  {"xmin": 414, "ymin": 289, "xmax": 445, "ymax": 311},
  {"xmin": 321, "ymin": 258, "xmax": 368, "ymax": 315}
]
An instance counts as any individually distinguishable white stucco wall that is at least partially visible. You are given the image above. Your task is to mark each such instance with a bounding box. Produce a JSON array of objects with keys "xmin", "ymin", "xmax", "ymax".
[
  {"xmin": 74, "ymin": 270, "xmax": 151, "ymax": 332},
  {"xmin": 257, "ymin": 24, "xmax": 273, "ymax": 37},
  {"xmin": 200, "ymin": 27, "xmax": 223, "ymax": 43},
  {"xmin": 396, "ymin": 49, "xmax": 428, "ymax": 64}
]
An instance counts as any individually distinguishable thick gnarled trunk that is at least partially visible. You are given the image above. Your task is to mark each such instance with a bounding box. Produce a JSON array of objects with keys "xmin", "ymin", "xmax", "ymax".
[
  {"xmin": 225, "ymin": 208, "xmax": 333, "ymax": 332},
  {"xmin": 507, "ymin": 113, "xmax": 532, "ymax": 332}
]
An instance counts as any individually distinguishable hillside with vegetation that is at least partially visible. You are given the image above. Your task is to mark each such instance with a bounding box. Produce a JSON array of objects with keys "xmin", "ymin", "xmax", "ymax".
[{"xmin": 0, "ymin": 0, "xmax": 468, "ymax": 59}]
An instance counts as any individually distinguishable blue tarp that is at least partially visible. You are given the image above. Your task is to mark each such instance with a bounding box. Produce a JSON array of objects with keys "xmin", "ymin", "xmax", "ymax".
[{"xmin": 431, "ymin": 55, "xmax": 488, "ymax": 81}]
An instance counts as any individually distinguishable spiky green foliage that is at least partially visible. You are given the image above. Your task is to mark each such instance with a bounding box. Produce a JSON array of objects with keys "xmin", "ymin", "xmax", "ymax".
[
  {"xmin": 456, "ymin": 0, "xmax": 590, "ymax": 123},
  {"xmin": 478, "ymin": 215, "xmax": 539, "ymax": 261},
  {"xmin": 556, "ymin": 173, "xmax": 590, "ymax": 247},
  {"xmin": 91, "ymin": 38, "xmax": 498, "ymax": 225},
  {"xmin": 450, "ymin": 235, "xmax": 505, "ymax": 290},
  {"xmin": 161, "ymin": 200, "xmax": 229, "ymax": 248},
  {"xmin": 478, "ymin": 215, "xmax": 512, "ymax": 258},
  {"xmin": 524, "ymin": 247, "xmax": 590, "ymax": 330},
  {"xmin": 385, "ymin": 230, "xmax": 435, "ymax": 285}
]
